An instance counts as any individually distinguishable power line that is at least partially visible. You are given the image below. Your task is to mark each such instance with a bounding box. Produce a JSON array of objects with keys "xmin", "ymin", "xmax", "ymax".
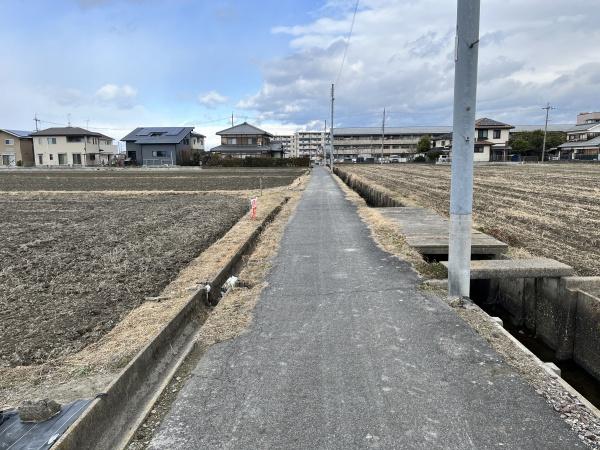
[{"xmin": 335, "ymin": 0, "xmax": 360, "ymax": 85}]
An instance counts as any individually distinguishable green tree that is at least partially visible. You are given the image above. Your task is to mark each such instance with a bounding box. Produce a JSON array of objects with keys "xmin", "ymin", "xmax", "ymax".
[
  {"xmin": 508, "ymin": 130, "xmax": 566, "ymax": 154},
  {"xmin": 417, "ymin": 134, "xmax": 432, "ymax": 153}
]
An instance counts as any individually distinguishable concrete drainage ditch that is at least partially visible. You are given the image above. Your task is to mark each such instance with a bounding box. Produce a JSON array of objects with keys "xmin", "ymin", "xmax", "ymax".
[{"xmin": 334, "ymin": 166, "xmax": 600, "ymax": 411}]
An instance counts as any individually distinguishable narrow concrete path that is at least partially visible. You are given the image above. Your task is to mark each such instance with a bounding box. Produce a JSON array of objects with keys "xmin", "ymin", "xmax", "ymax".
[{"xmin": 150, "ymin": 168, "xmax": 582, "ymax": 449}]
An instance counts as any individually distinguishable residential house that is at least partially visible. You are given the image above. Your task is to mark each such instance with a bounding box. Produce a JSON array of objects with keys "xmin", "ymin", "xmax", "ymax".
[
  {"xmin": 0, "ymin": 129, "xmax": 34, "ymax": 167},
  {"xmin": 121, "ymin": 127, "xmax": 205, "ymax": 166},
  {"xmin": 432, "ymin": 118, "xmax": 513, "ymax": 162},
  {"xmin": 211, "ymin": 122, "xmax": 283, "ymax": 158},
  {"xmin": 557, "ymin": 117, "xmax": 600, "ymax": 160},
  {"xmin": 31, "ymin": 127, "xmax": 115, "ymax": 167},
  {"xmin": 333, "ymin": 126, "xmax": 452, "ymax": 160}
]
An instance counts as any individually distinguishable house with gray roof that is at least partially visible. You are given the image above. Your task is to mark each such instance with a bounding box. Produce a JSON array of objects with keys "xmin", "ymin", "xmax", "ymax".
[
  {"xmin": 121, "ymin": 127, "xmax": 205, "ymax": 166},
  {"xmin": 31, "ymin": 127, "xmax": 115, "ymax": 167},
  {"xmin": 557, "ymin": 121, "xmax": 600, "ymax": 160},
  {"xmin": 0, "ymin": 129, "xmax": 34, "ymax": 167},
  {"xmin": 211, "ymin": 122, "xmax": 283, "ymax": 158}
]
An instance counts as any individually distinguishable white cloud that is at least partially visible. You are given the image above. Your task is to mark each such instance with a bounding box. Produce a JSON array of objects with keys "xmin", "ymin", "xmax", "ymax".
[
  {"xmin": 95, "ymin": 84, "xmax": 138, "ymax": 109},
  {"xmin": 198, "ymin": 90, "xmax": 228, "ymax": 108},
  {"xmin": 238, "ymin": 0, "xmax": 600, "ymax": 127}
]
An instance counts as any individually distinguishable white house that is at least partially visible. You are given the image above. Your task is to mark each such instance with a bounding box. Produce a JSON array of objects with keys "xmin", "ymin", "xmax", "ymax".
[
  {"xmin": 432, "ymin": 118, "xmax": 513, "ymax": 162},
  {"xmin": 31, "ymin": 127, "xmax": 116, "ymax": 167}
]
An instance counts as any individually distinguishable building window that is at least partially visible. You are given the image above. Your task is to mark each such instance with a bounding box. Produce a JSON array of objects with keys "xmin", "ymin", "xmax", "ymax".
[
  {"xmin": 4, "ymin": 139, "xmax": 14, "ymax": 145},
  {"xmin": 67, "ymin": 136, "xmax": 83, "ymax": 143},
  {"xmin": 493, "ymin": 129, "xmax": 501, "ymax": 139},
  {"xmin": 2, "ymin": 155, "xmax": 11, "ymax": 165},
  {"xmin": 89, "ymin": 154, "xmax": 96, "ymax": 161},
  {"xmin": 152, "ymin": 150, "xmax": 168, "ymax": 157},
  {"xmin": 58, "ymin": 153, "xmax": 67, "ymax": 165},
  {"xmin": 228, "ymin": 137, "xmax": 237, "ymax": 145},
  {"xmin": 38, "ymin": 138, "xmax": 43, "ymax": 144},
  {"xmin": 72, "ymin": 153, "xmax": 82, "ymax": 164},
  {"xmin": 182, "ymin": 139, "xmax": 189, "ymax": 145},
  {"xmin": 47, "ymin": 137, "xmax": 57, "ymax": 144},
  {"xmin": 477, "ymin": 129, "xmax": 488, "ymax": 140},
  {"xmin": 247, "ymin": 137, "xmax": 255, "ymax": 145},
  {"xmin": 38, "ymin": 154, "xmax": 43, "ymax": 164},
  {"xmin": 49, "ymin": 154, "xmax": 54, "ymax": 160},
  {"xmin": 474, "ymin": 147, "xmax": 484, "ymax": 153}
]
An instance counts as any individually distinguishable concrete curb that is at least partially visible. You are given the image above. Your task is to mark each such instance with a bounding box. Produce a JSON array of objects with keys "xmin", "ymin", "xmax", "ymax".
[
  {"xmin": 333, "ymin": 167, "xmax": 403, "ymax": 207},
  {"xmin": 53, "ymin": 197, "xmax": 290, "ymax": 450}
]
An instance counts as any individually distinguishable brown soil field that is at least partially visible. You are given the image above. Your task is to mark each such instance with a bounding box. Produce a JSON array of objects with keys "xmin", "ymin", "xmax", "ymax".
[
  {"xmin": 0, "ymin": 168, "xmax": 305, "ymax": 191},
  {"xmin": 338, "ymin": 163, "xmax": 600, "ymax": 276},
  {"xmin": 0, "ymin": 192, "xmax": 248, "ymax": 367}
]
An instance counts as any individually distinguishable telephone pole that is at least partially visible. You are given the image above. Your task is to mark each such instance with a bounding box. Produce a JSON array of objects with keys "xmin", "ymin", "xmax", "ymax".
[
  {"xmin": 380, "ymin": 108, "xmax": 386, "ymax": 163},
  {"xmin": 448, "ymin": 0, "xmax": 481, "ymax": 298},
  {"xmin": 33, "ymin": 114, "xmax": 40, "ymax": 131},
  {"xmin": 324, "ymin": 119, "xmax": 327, "ymax": 163},
  {"xmin": 541, "ymin": 103, "xmax": 555, "ymax": 163},
  {"xmin": 231, "ymin": 112, "xmax": 234, "ymax": 127},
  {"xmin": 330, "ymin": 84, "xmax": 335, "ymax": 170}
]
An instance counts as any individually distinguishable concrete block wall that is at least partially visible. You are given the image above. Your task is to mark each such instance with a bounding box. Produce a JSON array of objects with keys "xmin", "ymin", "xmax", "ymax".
[
  {"xmin": 574, "ymin": 290, "xmax": 600, "ymax": 381},
  {"xmin": 491, "ymin": 275, "xmax": 600, "ymax": 382}
]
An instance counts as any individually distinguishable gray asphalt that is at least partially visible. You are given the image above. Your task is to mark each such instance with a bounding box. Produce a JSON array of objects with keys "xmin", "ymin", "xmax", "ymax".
[{"xmin": 149, "ymin": 167, "xmax": 583, "ymax": 449}]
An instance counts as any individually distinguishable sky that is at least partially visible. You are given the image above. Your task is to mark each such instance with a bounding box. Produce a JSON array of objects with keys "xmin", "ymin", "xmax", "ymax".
[{"xmin": 1, "ymin": 0, "xmax": 599, "ymax": 149}]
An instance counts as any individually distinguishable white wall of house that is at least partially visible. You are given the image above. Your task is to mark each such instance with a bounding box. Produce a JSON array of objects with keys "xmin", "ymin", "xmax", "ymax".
[
  {"xmin": 33, "ymin": 136, "xmax": 114, "ymax": 166},
  {"xmin": 473, "ymin": 144, "xmax": 491, "ymax": 162}
]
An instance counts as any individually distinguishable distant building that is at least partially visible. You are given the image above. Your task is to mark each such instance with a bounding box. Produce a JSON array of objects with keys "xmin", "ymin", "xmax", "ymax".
[
  {"xmin": 211, "ymin": 122, "xmax": 283, "ymax": 158},
  {"xmin": 557, "ymin": 121, "xmax": 600, "ymax": 160},
  {"xmin": 0, "ymin": 129, "xmax": 34, "ymax": 167},
  {"xmin": 272, "ymin": 134, "xmax": 294, "ymax": 156},
  {"xmin": 121, "ymin": 127, "xmax": 204, "ymax": 166},
  {"xmin": 294, "ymin": 131, "xmax": 330, "ymax": 159},
  {"xmin": 577, "ymin": 112, "xmax": 600, "ymax": 125},
  {"xmin": 432, "ymin": 118, "xmax": 513, "ymax": 162},
  {"xmin": 334, "ymin": 126, "xmax": 452, "ymax": 160},
  {"xmin": 31, "ymin": 127, "xmax": 115, "ymax": 167}
]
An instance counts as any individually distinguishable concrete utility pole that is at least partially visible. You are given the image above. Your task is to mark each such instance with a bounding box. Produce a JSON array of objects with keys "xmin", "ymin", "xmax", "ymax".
[
  {"xmin": 448, "ymin": 0, "xmax": 481, "ymax": 298},
  {"xmin": 380, "ymin": 108, "xmax": 386, "ymax": 163},
  {"xmin": 330, "ymin": 83, "xmax": 335, "ymax": 170},
  {"xmin": 541, "ymin": 103, "xmax": 555, "ymax": 163},
  {"xmin": 33, "ymin": 113, "xmax": 40, "ymax": 131},
  {"xmin": 324, "ymin": 119, "xmax": 327, "ymax": 163}
]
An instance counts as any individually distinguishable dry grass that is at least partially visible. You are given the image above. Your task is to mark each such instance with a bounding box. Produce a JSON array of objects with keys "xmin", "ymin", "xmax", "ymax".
[
  {"xmin": 338, "ymin": 164, "xmax": 600, "ymax": 276},
  {"xmin": 331, "ymin": 174, "xmax": 447, "ymax": 279}
]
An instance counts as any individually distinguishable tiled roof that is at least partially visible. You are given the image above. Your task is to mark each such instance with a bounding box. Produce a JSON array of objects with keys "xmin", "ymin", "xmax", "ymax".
[
  {"xmin": 475, "ymin": 118, "xmax": 513, "ymax": 129},
  {"xmin": 30, "ymin": 127, "xmax": 112, "ymax": 140},
  {"xmin": 217, "ymin": 122, "xmax": 273, "ymax": 137},
  {"xmin": 558, "ymin": 136, "xmax": 600, "ymax": 149}
]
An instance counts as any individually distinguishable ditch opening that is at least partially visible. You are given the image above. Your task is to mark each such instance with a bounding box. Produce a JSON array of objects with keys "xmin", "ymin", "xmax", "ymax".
[
  {"xmin": 470, "ymin": 279, "xmax": 600, "ymax": 409},
  {"xmin": 421, "ymin": 253, "xmax": 496, "ymax": 263}
]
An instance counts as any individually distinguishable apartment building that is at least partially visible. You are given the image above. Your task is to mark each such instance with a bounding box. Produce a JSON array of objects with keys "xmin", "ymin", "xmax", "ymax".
[
  {"xmin": 334, "ymin": 126, "xmax": 451, "ymax": 160},
  {"xmin": 31, "ymin": 127, "xmax": 115, "ymax": 166},
  {"xmin": 0, "ymin": 129, "xmax": 34, "ymax": 167},
  {"xmin": 272, "ymin": 135, "xmax": 294, "ymax": 156},
  {"xmin": 294, "ymin": 131, "xmax": 330, "ymax": 159}
]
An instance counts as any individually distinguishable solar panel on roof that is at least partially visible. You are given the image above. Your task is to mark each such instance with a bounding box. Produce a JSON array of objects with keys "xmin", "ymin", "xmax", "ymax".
[{"xmin": 166, "ymin": 128, "xmax": 183, "ymax": 135}]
